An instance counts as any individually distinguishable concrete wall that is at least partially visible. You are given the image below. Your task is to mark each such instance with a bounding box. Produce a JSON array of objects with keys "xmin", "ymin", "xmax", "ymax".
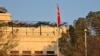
[
  {"xmin": 4, "ymin": 26, "xmax": 68, "ymax": 55},
  {"xmin": 0, "ymin": 13, "xmax": 11, "ymax": 21}
]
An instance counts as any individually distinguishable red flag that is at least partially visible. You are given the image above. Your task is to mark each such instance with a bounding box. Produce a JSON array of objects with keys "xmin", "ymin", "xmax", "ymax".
[{"xmin": 56, "ymin": 4, "xmax": 61, "ymax": 26}]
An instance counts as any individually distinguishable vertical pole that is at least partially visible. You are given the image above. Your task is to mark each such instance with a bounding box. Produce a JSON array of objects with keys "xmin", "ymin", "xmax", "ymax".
[
  {"xmin": 26, "ymin": 25, "xmax": 27, "ymax": 35},
  {"xmin": 40, "ymin": 23, "xmax": 42, "ymax": 35},
  {"xmin": 57, "ymin": 26, "xmax": 60, "ymax": 56},
  {"xmin": 12, "ymin": 21, "xmax": 13, "ymax": 35},
  {"xmin": 84, "ymin": 29, "xmax": 87, "ymax": 56},
  {"xmin": 56, "ymin": 3, "xmax": 61, "ymax": 56},
  {"xmin": 33, "ymin": 28, "xmax": 34, "ymax": 35}
]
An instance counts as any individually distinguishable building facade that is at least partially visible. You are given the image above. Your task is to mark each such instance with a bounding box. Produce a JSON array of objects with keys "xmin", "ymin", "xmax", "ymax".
[{"xmin": 0, "ymin": 7, "xmax": 68, "ymax": 56}]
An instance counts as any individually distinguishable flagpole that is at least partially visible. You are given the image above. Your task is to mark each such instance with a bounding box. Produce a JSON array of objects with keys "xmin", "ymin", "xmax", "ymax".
[
  {"xmin": 57, "ymin": 24, "xmax": 59, "ymax": 56},
  {"xmin": 56, "ymin": 3, "xmax": 61, "ymax": 56}
]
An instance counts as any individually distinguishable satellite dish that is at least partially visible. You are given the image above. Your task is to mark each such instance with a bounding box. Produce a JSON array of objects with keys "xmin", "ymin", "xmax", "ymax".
[{"xmin": 0, "ymin": 7, "xmax": 8, "ymax": 13}]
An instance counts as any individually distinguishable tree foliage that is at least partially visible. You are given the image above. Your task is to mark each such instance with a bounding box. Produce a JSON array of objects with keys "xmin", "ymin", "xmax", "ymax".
[
  {"xmin": 59, "ymin": 18, "xmax": 87, "ymax": 56},
  {"xmin": 69, "ymin": 25, "xmax": 76, "ymax": 47},
  {"xmin": 59, "ymin": 11, "xmax": 100, "ymax": 56},
  {"xmin": 59, "ymin": 32, "xmax": 74, "ymax": 56},
  {"xmin": 86, "ymin": 11, "xmax": 100, "ymax": 35}
]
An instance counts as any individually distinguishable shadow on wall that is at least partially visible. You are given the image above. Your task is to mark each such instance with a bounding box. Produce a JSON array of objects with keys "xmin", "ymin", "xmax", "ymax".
[{"xmin": 43, "ymin": 41, "xmax": 57, "ymax": 54}]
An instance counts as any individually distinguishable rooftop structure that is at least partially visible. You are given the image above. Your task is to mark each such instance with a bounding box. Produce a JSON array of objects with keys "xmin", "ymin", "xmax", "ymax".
[{"xmin": 0, "ymin": 7, "xmax": 11, "ymax": 22}]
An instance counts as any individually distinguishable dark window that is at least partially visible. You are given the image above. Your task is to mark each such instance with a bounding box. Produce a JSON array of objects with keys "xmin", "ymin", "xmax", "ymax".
[
  {"xmin": 35, "ymin": 55, "xmax": 45, "ymax": 56},
  {"xmin": 47, "ymin": 51, "xmax": 54, "ymax": 54},
  {"xmin": 23, "ymin": 51, "xmax": 31, "ymax": 54},
  {"xmin": 22, "ymin": 55, "xmax": 31, "ymax": 56},
  {"xmin": 34, "ymin": 51, "xmax": 44, "ymax": 56},
  {"xmin": 46, "ymin": 54, "xmax": 57, "ymax": 56},
  {"xmin": 10, "ymin": 51, "xmax": 19, "ymax": 56},
  {"xmin": 10, "ymin": 55, "xmax": 19, "ymax": 56},
  {"xmin": 22, "ymin": 51, "xmax": 31, "ymax": 56},
  {"xmin": 10, "ymin": 51, "xmax": 19, "ymax": 54},
  {"xmin": 35, "ymin": 51, "xmax": 43, "ymax": 54}
]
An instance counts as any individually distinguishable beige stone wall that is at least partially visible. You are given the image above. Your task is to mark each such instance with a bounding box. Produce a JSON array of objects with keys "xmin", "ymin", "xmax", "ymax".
[
  {"xmin": 0, "ymin": 13, "xmax": 11, "ymax": 22},
  {"xmin": 3, "ymin": 26, "xmax": 68, "ymax": 55}
]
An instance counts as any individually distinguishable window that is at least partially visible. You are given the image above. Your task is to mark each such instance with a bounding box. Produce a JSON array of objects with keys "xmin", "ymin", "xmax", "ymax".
[
  {"xmin": 47, "ymin": 51, "xmax": 54, "ymax": 54},
  {"xmin": 46, "ymin": 51, "xmax": 57, "ymax": 56},
  {"xmin": 10, "ymin": 51, "xmax": 19, "ymax": 56},
  {"xmin": 35, "ymin": 51, "xmax": 43, "ymax": 54},
  {"xmin": 23, "ymin": 51, "xmax": 31, "ymax": 54},
  {"xmin": 22, "ymin": 51, "xmax": 31, "ymax": 56},
  {"xmin": 34, "ymin": 51, "xmax": 43, "ymax": 56}
]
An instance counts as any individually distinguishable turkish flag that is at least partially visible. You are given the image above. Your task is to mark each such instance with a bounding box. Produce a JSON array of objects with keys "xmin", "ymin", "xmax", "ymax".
[{"xmin": 56, "ymin": 4, "xmax": 61, "ymax": 26}]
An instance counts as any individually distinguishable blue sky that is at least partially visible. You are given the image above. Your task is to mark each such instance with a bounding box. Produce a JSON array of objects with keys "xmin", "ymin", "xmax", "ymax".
[{"xmin": 0, "ymin": 0, "xmax": 100, "ymax": 25}]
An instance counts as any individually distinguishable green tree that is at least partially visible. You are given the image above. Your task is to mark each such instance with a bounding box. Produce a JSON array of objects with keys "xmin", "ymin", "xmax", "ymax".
[
  {"xmin": 59, "ymin": 25, "xmax": 77, "ymax": 56},
  {"xmin": 86, "ymin": 11, "xmax": 100, "ymax": 56},
  {"xmin": 69, "ymin": 25, "xmax": 76, "ymax": 46},
  {"xmin": 74, "ymin": 18, "xmax": 87, "ymax": 37},
  {"xmin": 59, "ymin": 18, "xmax": 88, "ymax": 56},
  {"xmin": 73, "ymin": 18, "xmax": 88, "ymax": 56},
  {"xmin": 86, "ymin": 11, "xmax": 100, "ymax": 35},
  {"xmin": 59, "ymin": 32, "xmax": 74, "ymax": 56},
  {"xmin": 59, "ymin": 11, "xmax": 100, "ymax": 56}
]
